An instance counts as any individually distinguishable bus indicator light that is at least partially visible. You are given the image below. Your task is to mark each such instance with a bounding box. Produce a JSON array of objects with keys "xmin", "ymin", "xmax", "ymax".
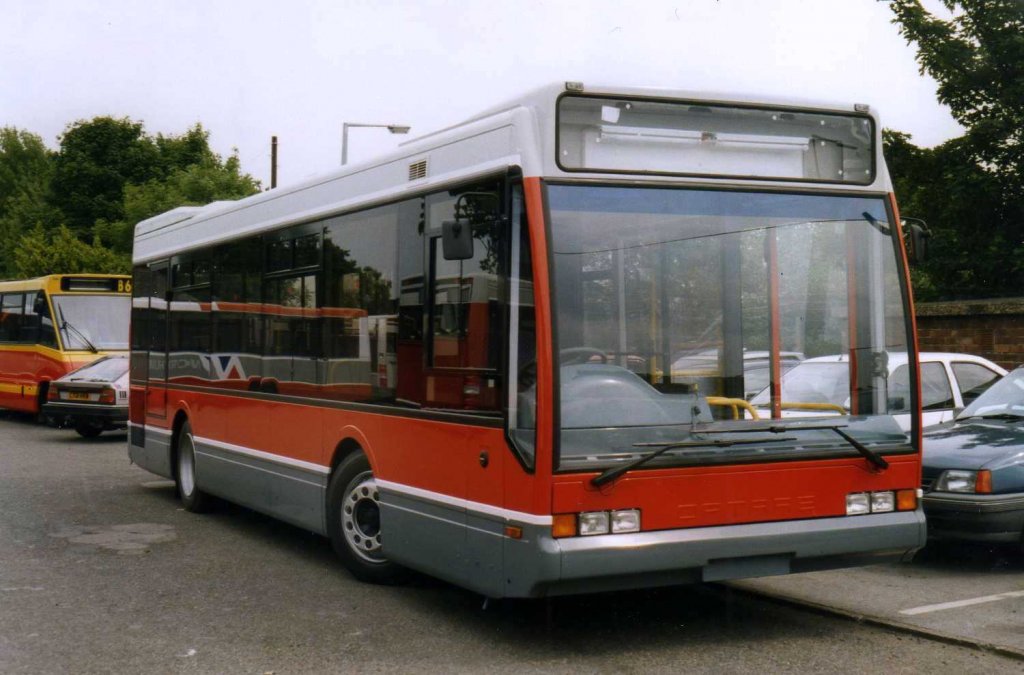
[
  {"xmin": 896, "ymin": 489, "xmax": 918, "ymax": 511},
  {"xmin": 504, "ymin": 525, "xmax": 523, "ymax": 540},
  {"xmin": 551, "ymin": 514, "xmax": 576, "ymax": 539}
]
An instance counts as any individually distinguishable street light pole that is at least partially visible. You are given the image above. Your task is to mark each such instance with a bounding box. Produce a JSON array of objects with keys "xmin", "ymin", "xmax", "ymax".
[{"xmin": 341, "ymin": 122, "xmax": 412, "ymax": 165}]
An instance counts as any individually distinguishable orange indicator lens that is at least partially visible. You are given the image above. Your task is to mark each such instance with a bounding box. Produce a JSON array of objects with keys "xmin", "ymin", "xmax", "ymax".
[
  {"xmin": 504, "ymin": 525, "xmax": 523, "ymax": 540},
  {"xmin": 976, "ymin": 470, "xmax": 993, "ymax": 494},
  {"xmin": 896, "ymin": 489, "xmax": 917, "ymax": 511},
  {"xmin": 551, "ymin": 514, "xmax": 576, "ymax": 538}
]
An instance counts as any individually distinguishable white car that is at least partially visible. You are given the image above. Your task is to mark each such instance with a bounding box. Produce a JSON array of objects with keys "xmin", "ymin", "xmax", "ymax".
[
  {"xmin": 748, "ymin": 352, "xmax": 1007, "ymax": 431},
  {"xmin": 42, "ymin": 355, "xmax": 129, "ymax": 437},
  {"xmin": 671, "ymin": 349, "xmax": 805, "ymax": 400}
]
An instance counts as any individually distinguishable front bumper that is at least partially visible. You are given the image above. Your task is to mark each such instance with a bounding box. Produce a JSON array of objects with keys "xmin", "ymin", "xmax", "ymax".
[
  {"xmin": 506, "ymin": 509, "xmax": 926, "ymax": 598},
  {"xmin": 923, "ymin": 492, "xmax": 1024, "ymax": 543},
  {"xmin": 42, "ymin": 402, "xmax": 128, "ymax": 425}
]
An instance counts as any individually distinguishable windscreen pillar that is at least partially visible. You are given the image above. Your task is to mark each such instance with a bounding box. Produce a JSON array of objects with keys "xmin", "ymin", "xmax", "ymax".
[{"xmin": 719, "ymin": 235, "xmax": 745, "ymax": 401}]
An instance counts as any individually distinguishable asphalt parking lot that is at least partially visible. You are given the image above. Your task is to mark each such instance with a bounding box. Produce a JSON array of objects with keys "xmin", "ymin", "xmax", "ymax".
[
  {"xmin": 1, "ymin": 412, "xmax": 1021, "ymax": 674},
  {"xmin": 734, "ymin": 541, "xmax": 1023, "ymax": 657}
]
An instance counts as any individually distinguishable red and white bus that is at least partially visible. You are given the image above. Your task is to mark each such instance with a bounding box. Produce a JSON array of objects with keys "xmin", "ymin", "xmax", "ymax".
[
  {"xmin": 0, "ymin": 274, "xmax": 130, "ymax": 416},
  {"xmin": 129, "ymin": 83, "xmax": 925, "ymax": 597}
]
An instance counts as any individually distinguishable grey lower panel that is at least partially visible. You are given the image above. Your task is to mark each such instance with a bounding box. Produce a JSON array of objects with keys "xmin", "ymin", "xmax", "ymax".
[
  {"xmin": 193, "ymin": 441, "xmax": 327, "ymax": 535},
  {"xmin": 380, "ymin": 490, "xmax": 495, "ymax": 593},
  {"xmin": 128, "ymin": 435, "xmax": 173, "ymax": 480},
  {"xmin": 504, "ymin": 510, "xmax": 926, "ymax": 598}
]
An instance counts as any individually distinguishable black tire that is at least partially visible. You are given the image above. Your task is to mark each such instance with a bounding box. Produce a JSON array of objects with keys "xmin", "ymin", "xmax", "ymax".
[
  {"xmin": 327, "ymin": 452, "xmax": 405, "ymax": 584},
  {"xmin": 175, "ymin": 421, "xmax": 212, "ymax": 513},
  {"xmin": 74, "ymin": 422, "xmax": 104, "ymax": 438}
]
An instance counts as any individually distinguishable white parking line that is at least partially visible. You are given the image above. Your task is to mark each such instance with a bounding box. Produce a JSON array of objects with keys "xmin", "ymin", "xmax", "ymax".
[{"xmin": 899, "ymin": 590, "xmax": 1024, "ymax": 616}]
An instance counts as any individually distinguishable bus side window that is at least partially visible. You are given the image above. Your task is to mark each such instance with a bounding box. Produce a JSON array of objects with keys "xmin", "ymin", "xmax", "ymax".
[
  {"xmin": 21, "ymin": 292, "xmax": 56, "ymax": 347},
  {"xmin": 324, "ymin": 202, "xmax": 401, "ymax": 403},
  {"xmin": 425, "ymin": 184, "xmax": 506, "ymax": 411},
  {"xmin": 0, "ymin": 293, "xmax": 24, "ymax": 342}
]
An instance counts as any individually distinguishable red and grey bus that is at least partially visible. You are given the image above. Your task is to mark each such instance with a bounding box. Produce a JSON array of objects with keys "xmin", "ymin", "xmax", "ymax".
[
  {"xmin": 0, "ymin": 274, "xmax": 130, "ymax": 416},
  {"xmin": 129, "ymin": 83, "xmax": 925, "ymax": 597}
]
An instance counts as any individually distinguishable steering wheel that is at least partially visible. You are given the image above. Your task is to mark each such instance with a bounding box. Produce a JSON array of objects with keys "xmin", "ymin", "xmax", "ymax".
[{"xmin": 518, "ymin": 347, "xmax": 609, "ymax": 388}]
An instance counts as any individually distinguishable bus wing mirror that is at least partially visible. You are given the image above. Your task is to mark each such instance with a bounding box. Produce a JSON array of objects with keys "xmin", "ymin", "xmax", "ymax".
[
  {"xmin": 442, "ymin": 219, "xmax": 474, "ymax": 260},
  {"xmin": 902, "ymin": 217, "xmax": 929, "ymax": 265}
]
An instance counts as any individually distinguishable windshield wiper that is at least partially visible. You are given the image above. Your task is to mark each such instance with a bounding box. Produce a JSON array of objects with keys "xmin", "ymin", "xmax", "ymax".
[
  {"xmin": 590, "ymin": 434, "xmax": 796, "ymax": 487},
  {"xmin": 692, "ymin": 422, "xmax": 892, "ymax": 469},
  {"xmin": 862, "ymin": 211, "xmax": 891, "ymax": 235},
  {"xmin": 589, "ymin": 420, "xmax": 888, "ymax": 486},
  {"xmin": 832, "ymin": 426, "xmax": 888, "ymax": 471},
  {"xmin": 694, "ymin": 420, "xmax": 888, "ymax": 471},
  {"xmin": 61, "ymin": 319, "xmax": 98, "ymax": 353}
]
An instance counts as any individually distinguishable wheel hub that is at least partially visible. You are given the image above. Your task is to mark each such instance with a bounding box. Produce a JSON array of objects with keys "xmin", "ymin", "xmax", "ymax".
[{"xmin": 342, "ymin": 474, "xmax": 384, "ymax": 562}]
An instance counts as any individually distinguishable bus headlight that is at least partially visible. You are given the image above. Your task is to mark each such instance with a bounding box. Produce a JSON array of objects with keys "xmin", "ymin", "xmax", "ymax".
[
  {"xmin": 553, "ymin": 509, "xmax": 643, "ymax": 537},
  {"xmin": 846, "ymin": 493, "xmax": 870, "ymax": 515},
  {"xmin": 578, "ymin": 511, "xmax": 610, "ymax": 536},
  {"xmin": 870, "ymin": 491, "xmax": 895, "ymax": 513},
  {"xmin": 610, "ymin": 509, "xmax": 641, "ymax": 533}
]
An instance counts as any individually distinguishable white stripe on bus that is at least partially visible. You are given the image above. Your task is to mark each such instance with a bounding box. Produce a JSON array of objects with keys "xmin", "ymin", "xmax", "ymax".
[
  {"xmin": 132, "ymin": 423, "xmax": 551, "ymax": 525},
  {"xmin": 376, "ymin": 479, "xmax": 553, "ymax": 526},
  {"xmin": 194, "ymin": 435, "xmax": 330, "ymax": 476}
]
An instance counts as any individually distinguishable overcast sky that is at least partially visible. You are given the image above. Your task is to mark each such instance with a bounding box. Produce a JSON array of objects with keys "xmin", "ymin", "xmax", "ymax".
[{"xmin": 1, "ymin": 0, "xmax": 959, "ymax": 188}]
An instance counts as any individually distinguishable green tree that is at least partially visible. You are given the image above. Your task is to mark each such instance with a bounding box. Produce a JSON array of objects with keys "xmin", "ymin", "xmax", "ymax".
[
  {"xmin": 891, "ymin": 0, "xmax": 1024, "ymax": 190},
  {"xmin": 0, "ymin": 128, "xmax": 59, "ymax": 277},
  {"xmin": 13, "ymin": 224, "xmax": 128, "ymax": 277},
  {"xmin": 155, "ymin": 124, "xmax": 216, "ymax": 174},
  {"xmin": 94, "ymin": 152, "xmax": 261, "ymax": 254},
  {"xmin": 888, "ymin": 1, "xmax": 1024, "ymax": 299},
  {"xmin": 50, "ymin": 117, "xmax": 161, "ymax": 236}
]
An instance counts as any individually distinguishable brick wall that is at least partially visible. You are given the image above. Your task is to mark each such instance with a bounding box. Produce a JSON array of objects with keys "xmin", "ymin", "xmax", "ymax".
[{"xmin": 916, "ymin": 298, "xmax": 1024, "ymax": 370}]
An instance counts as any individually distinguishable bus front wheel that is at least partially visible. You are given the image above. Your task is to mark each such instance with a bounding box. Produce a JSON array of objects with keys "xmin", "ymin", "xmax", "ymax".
[
  {"xmin": 175, "ymin": 421, "xmax": 211, "ymax": 513},
  {"xmin": 327, "ymin": 452, "xmax": 405, "ymax": 584}
]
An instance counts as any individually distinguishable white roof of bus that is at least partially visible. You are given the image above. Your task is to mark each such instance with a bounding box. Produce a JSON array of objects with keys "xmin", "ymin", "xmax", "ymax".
[{"xmin": 133, "ymin": 82, "xmax": 891, "ymax": 264}]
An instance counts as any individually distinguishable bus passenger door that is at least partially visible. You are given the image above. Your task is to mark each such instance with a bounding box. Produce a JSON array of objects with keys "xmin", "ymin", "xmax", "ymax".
[
  {"xmin": 428, "ymin": 186, "xmax": 510, "ymax": 597},
  {"xmin": 464, "ymin": 428, "xmax": 506, "ymax": 597}
]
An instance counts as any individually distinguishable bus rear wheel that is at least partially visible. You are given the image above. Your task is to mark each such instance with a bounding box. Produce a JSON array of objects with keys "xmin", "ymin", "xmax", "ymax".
[
  {"xmin": 175, "ymin": 421, "xmax": 211, "ymax": 513},
  {"xmin": 327, "ymin": 452, "xmax": 405, "ymax": 584}
]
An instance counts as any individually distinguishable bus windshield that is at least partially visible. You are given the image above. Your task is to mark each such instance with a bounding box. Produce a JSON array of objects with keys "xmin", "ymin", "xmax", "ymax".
[
  {"xmin": 546, "ymin": 184, "xmax": 911, "ymax": 470},
  {"xmin": 52, "ymin": 294, "xmax": 131, "ymax": 351}
]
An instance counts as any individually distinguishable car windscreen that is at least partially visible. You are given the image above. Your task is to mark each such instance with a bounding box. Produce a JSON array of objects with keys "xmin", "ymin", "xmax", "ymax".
[
  {"xmin": 958, "ymin": 368, "xmax": 1024, "ymax": 419},
  {"xmin": 64, "ymin": 356, "xmax": 129, "ymax": 382}
]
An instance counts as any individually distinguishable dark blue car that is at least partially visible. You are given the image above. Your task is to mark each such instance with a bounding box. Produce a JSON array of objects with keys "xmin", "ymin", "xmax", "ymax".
[{"xmin": 922, "ymin": 367, "xmax": 1024, "ymax": 549}]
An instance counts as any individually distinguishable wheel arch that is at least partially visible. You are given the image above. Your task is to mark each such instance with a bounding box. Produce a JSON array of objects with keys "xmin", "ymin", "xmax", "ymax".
[
  {"xmin": 169, "ymin": 407, "xmax": 191, "ymax": 477},
  {"xmin": 328, "ymin": 425, "xmax": 378, "ymax": 475},
  {"xmin": 35, "ymin": 379, "xmax": 51, "ymax": 415}
]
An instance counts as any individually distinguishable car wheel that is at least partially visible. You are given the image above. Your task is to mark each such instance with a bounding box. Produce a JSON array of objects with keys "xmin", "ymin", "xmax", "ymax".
[
  {"xmin": 74, "ymin": 421, "xmax": 104, "ymax": 438},
  {"xmin": 175, "ymin": 421, "xmax": 211, "ymax": 513},
  {"xmin": 327, "ymin": 452, "xmax": 405, "ymax": 584}
]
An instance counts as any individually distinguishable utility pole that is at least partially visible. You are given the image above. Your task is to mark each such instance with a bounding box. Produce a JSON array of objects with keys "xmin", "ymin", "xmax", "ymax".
[{"xmin": 271, "ymin": 136, "xmax": 278, "ymax": 189}]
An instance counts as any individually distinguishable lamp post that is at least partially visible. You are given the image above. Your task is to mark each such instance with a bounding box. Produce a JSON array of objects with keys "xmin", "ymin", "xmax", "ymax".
[{"xmin": 341, "ymin": 122, "xmax": 412, "ymax": 165}]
